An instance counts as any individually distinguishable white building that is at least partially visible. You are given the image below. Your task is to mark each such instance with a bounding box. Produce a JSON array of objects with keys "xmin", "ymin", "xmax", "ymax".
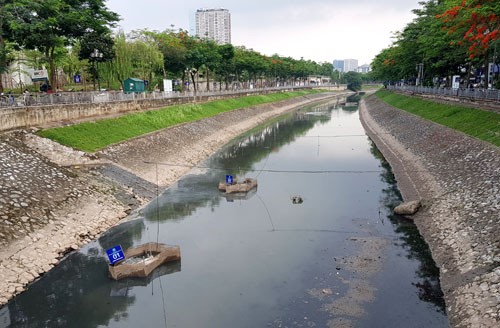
[
  {"xmin": 332, "ymin": 60, "xmax": 344, "ymax": 73},
  {"xmin": 195, "ymin": 8, "xmax": 231, "ymax": 45},
  {"xmin": 357, "ymin": 64, "xmax": 371, "ymax": 73},
  {"xmin": 343, "ymin": 59, "xmax": 358, "ymax": 73},
  {"xmin": 0, "ymin": 59, "xmax": 38, "ymax": 90}
]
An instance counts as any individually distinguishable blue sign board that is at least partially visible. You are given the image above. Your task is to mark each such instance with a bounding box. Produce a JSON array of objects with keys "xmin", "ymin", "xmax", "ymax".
[
  {"xmin": 73, "ymin": 74, "xmax": 81, "ymax": 83},
  {"xmin": 226, "ymin": 175, "xmax": 233, "ymax": 185},
  {"xmin": 106, "ymin": 245, "xmax": 125, "ymax": 265}
]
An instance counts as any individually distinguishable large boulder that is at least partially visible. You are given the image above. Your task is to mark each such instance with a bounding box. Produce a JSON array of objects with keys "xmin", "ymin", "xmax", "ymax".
[{"xmin": 394, "ymin": 200, "xmax": 421, "ymax": 215}]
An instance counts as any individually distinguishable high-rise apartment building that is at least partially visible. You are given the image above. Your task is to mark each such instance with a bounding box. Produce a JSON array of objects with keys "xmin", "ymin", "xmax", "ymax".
[
  {"xmin": 332, "ymin": 60, "xmax": 344, "ymax": 72},
  {"xmin": 333, "ymin": 59, "xmax": 359, "ymax": 72},
  {"xmin": 195, "ymin": 8, "xmax": 231, "ymax": 45},
  {"xmin": 343, "ymin": 59, "xmax": 359, "ymax": 73},
  {"xmin": 357, "ymin": 64, "xmax": 371, "ymax": 73}
]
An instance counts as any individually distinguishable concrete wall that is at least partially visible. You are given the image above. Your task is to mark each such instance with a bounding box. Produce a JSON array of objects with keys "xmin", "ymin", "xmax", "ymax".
[
  {"xmin": 0, "ymin": 85, "xmax": 349, "ymax": 132},
  {"xmin": 0, "ymin": 92, "xmax": 258, "ymax": 132}
]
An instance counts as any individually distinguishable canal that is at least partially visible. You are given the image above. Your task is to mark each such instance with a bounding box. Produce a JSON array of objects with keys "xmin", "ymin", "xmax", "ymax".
[{"xmin": 3, "ymin": 97, "xmax": 448, "ymax": 327}]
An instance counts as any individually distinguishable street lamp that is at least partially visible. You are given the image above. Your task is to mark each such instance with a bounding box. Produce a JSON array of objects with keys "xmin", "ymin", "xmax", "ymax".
[
  {"xmin": 416, "ymin": 63, "xmax": 424, "ymax": 86},
  {"xmin": 90, "ymin": 48, "xmax": 103, "ymax": 91}
]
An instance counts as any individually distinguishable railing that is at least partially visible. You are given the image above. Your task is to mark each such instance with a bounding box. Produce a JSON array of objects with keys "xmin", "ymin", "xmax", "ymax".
[
  {"xmin": 0, "ymin": 84, "xmax": 345, "ymax": 109},
  {"xmin": 388, "ymin": 85, "xmax": 500, "ymax": 102}
]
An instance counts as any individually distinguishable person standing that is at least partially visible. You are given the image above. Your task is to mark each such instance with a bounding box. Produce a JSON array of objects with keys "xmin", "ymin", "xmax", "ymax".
[
  {"xmin": 8, "ymin": 91, "xmax": 15, "ymax": 106},
  {"xmin": 23, "ymin": 89, "xmax": 30, "ymax": 106}
]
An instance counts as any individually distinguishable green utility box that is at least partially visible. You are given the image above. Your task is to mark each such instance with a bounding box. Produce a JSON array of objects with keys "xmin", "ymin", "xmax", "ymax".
[{"xmin": 123, "ymin": 78, "xmax": 145, "ymax": 93}]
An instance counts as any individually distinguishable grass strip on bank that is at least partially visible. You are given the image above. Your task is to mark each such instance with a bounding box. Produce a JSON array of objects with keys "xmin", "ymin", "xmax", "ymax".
[
  {"xmin": 37, "ymin": 90, "xmax": 325, "ymax": 152},
  {"xmin": 375, "ymin": 89, "xmax": 500, "ymax": 147}
]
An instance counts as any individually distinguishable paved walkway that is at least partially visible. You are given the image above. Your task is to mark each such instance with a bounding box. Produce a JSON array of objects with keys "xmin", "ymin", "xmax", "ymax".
[{"xmin": 360, "ymin": 95, "xmax": 500, "ymax": 328}]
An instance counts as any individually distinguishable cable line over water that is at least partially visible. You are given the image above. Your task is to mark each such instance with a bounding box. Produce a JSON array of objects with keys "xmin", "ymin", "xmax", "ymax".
[{"xmin": 144, "ymin": 161, "xmax": 383, "ymax": 174}]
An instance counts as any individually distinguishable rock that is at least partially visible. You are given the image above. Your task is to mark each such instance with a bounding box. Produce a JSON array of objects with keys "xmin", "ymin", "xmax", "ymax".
[
  {"xmin": 322, "ymin": 288, "xmax": 333, "ymax": 295},
  {"xmin": 394, "ymin": 200, "xmax": 421, "ymax": 215}
]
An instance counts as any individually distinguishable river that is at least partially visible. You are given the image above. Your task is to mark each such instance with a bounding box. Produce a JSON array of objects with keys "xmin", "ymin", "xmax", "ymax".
[{"xmin": 2, "ymin": 96, "xmax": 448, "ymax": 327}]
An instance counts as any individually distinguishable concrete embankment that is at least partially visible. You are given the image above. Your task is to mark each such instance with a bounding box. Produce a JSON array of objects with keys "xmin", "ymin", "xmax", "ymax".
[
  {"xmin": 0, "ymin": 87, "xmax": 345, "ymax": 132},
  {"xmin": 0, "ymin": 91, "xmax": 349, "ymax": 306},
  {"xmin": 360, "ymin": 95, "xmax": 499, "ymax": 328}
]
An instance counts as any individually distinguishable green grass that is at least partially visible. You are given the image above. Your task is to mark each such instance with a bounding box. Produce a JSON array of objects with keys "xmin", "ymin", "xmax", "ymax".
[
  {"xmin": 362, "ymin": 84, "xmax": 383, "ymax": 90},
  {"xmin": 375, "ymin": 89, "xmax": 500, "ymax": 147},
  {"xmin": 37, "ymin": 90, "xmax": 325, "ymax": 152}
]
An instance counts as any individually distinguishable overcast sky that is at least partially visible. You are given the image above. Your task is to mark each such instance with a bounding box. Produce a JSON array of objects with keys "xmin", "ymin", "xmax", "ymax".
[{"xmin": 106, "ymin": 0, "xmax": 421, "ymax": 65}]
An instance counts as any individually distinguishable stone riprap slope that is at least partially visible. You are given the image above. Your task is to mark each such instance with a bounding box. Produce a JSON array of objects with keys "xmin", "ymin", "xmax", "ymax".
[
  {"xmin": 0, "ymin": 131, "xmax": 131, "ymax": 305},
  {"xmin": 360, "ymin": 95, "xmax": 499, "ymax": 328},
  {"xmin": 0, "ymin": 132, "xmax": 80, "ymax": 246}
]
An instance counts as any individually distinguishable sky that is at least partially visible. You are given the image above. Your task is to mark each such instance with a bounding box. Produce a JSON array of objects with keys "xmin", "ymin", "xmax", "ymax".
[{"xmin": 106, "ymin": 0, "xmax": 422, "ymax": 65}]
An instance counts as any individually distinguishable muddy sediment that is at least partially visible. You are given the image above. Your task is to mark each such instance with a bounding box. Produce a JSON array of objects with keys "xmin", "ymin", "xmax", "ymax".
[{"xmin": 360, "ymin": 95, "xmax": 500, "ymax": 328}]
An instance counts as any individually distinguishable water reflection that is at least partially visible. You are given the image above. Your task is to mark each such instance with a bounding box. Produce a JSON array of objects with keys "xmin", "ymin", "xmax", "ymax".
[
  {"xmin": 3, "ymin": 97, "xmax": 447, "ymax": 327},
  {"xmin": 370, "ymin": 145, "xmax": 445, "ymax": 313},
  {"xmin": 5, "ymin": 219, "xmax": 180, "ymax": 328},
  {"xmin": 141, "ymin": 99, "xmax": 343, "ymax": 224}
]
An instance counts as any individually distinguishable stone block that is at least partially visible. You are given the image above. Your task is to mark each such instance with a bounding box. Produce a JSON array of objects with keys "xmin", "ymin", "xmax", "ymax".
[{"xmin": 394, "ymin": 200, "xmax": 421, "ymax": 215}]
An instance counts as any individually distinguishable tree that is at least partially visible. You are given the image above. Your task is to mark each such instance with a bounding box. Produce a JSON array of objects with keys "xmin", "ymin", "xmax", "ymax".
[
  {"xmin": 0, "ymin": 36, "xmax": 7, "ymax": 92},
  {"xmin": 198, "ymin": 39, "xmax": 221, "ymax": 91},
  {"xmin": 60, "ymin": 43, "xmax": 88, "ymax": 89},
  {"xmin": 128, "ymin": 38, "xmax": 163, "ymax": 90},
  {"xmin": 184, "ymin": 38, "xmax": 207, "ymax": 92},
  {"xmin": 109, "ymin": 32, "xmax": 133, "ymax": 90},
  {"xmin": 3, "ymin": 0, "xmax": 119, "ymax": 88},
  {"xmin": 158, "ymin": 30, "xmax": 189, "ymax": 80},
  {"xmin": 344, "ymin": 71, "xmax": 363, "ymax": 91},
  {"xmin": 318, "ymin": 62, "xmax": 334, "ymax": 79},
  {"xmin": 0, "ymin": 0, "xmax": 10, "ymax": 92},
  {"xmin": 371, "ymin": 0, "xmax": 474, "ymax": 87},
  {"xmin": 437, "ymin": 0, "xmax": 500, "ymax": 86},
  {"xmin": 78, "ymin": 31, "xmax": 115, "ymax": 90},
  {"xmin": 215, "ymin": 44, "xmax": 235, "ymax": 90},
  {"xmin": 437, "ymin": 0, "xmax": 499, "ymax": 59}
]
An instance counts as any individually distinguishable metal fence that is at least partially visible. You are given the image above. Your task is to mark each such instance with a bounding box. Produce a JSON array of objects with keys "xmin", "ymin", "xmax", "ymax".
[
  {"xmin": 388, "ymin": 85, "xmax": 500, "ymax": 102},
  {"xmin": 0, "ymin": 84, "xmax": 344, "ymax": 109}
]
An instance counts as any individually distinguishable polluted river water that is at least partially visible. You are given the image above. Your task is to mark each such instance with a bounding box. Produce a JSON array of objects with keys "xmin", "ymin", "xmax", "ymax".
[{"xmin": 2, "ymin": 97, "xmax": 448, "ymax": 327}]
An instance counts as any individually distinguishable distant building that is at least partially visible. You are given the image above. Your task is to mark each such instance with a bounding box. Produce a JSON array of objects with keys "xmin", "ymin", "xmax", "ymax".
[
  {"xmin": 343, "ymin": 59, "xmax": 358, "ymax": 73},
  {"xmin": 0, "ymin": 57, "xmax": 44, "ymax": 89},
  {"xmin": 357, "ymin": 64, "xmax": 371, "ymax": 73},
  {"xmin": 333, "ymin": 59, "xmax": 359, "ymax": 73},
  {"xmin": 195, "ymin": 8, "xmax": 231, "ymax": 44},
  {"xmin": 332, "ymin": 60, "xmax": 344, "ymax": 73}
]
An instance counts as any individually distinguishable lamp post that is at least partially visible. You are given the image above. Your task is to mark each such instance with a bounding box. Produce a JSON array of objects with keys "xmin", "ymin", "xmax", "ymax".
[
  {"xmin": 416, "ymin": 63, "xmax": 424, "ymax": 87},
  {"xmin": 90, "ymin": 49, "xmax": 103, "ymax": 91}
]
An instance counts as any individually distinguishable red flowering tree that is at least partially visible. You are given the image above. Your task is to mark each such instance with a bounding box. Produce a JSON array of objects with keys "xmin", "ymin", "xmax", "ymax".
[
  {"xmin": 437, "ymin": 0, "xmax": 499, "ymax": 86},
  {"xmin": 437, "ymin": 0, "xmax": 499, "ymax": 58}
]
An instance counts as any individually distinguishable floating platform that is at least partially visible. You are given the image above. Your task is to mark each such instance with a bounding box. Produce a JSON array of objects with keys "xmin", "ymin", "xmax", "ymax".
[
  {"xmin": 218, "ymin": 178, "xmax": 258, "ymax": 194},
  {"xmin": 108, "ymin": 242, "xmax": 181, "ymax": 280}
]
